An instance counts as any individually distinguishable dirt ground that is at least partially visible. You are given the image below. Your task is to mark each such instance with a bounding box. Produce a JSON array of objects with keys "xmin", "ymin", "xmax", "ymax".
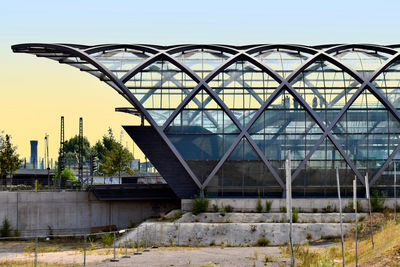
[
  {"xmin": 0, "ymin": 242, "xmax": 291, "ymax": 267},
  {"xmin": 91, "ymin": 247, "xmax": 290, "ymax": 267}
]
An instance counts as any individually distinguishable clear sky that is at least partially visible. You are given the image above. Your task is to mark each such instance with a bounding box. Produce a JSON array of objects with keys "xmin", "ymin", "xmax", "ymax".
[{"xmin": 0, "ymin": 0, "xmax": 399, "ymax": 162}]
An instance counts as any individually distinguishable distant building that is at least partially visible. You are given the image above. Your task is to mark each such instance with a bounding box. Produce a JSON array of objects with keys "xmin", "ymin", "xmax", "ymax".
[{"xmin": 30, "ymin": 140, "xmax": 38, "ymax": 169}]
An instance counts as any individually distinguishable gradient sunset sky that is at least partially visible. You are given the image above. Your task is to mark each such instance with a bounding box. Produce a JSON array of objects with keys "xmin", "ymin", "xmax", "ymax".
[{"xmin": 1, "ymin": 0, "xmax": 399, "ymax": 162}]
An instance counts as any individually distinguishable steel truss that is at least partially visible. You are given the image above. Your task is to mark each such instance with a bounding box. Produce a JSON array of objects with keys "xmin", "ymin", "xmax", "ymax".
[{"xmin": 12, "ymin": 43, "xmax": 400, "ymax": 192}]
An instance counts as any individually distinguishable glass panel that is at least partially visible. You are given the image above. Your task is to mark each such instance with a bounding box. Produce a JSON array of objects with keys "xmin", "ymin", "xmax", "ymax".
[
  {"xmin": 249, "ymin": 90, "xmax": 323, "ymax": 170},
  {"xmin": 252, "ymin": 48, "xmax": 311, "ymax": 79},
  {"xmin": 94, "ymin": 48, "xmax": 151, "ymax": 79},
  {"xmin": 293, "ymin": 137, "xmax": 355, "ymax": 197},
  {"xmin": 291, "ymin": 60, "xmax": 360, "ymax": 126},
  {"xmin": 373, "ymin": 60, "xmax": 400, "ymax": 111},
  {"xmin": 125, "ymin": 60, "xmax": 198, "ymax": 112},
  {"xmin": 172, "ymin": 48, "xmax": 232, "ymax": 79},
  {"xmin": 166, "ymin": 89, "xmax": 239, "ymax": 134},
  {"xmin": 209, "ymin": 60, "xmax": 279, "ymax": 126},
  {"xmin": 333, "ymin": 48, "xmax": 389, "ymax": 79},
  {"xmin": 205, "ymin": 137, "xmax": 281, "ymax": 197},
  {"xmin": 166, "ymin": 89, "xmax": 240, "ymax": 183},
  {"xmin": 332, "ymin": 89, "xmax": 400, "ymax": 178}
]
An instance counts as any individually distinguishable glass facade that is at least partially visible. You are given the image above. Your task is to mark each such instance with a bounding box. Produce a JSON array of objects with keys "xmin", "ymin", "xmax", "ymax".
[{"xmin": 13, "ymin": 44, "xmax": 400, "ymax": 197}]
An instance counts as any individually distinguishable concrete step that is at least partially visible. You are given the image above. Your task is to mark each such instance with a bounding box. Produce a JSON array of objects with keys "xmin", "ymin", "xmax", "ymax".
[
  {"xmin": 177, "ymin": 212, "xmax": 366, "ymax": 223},
  {"xmin": 120, "ymin": 221, "xmax": 353, "ymax": 246}
]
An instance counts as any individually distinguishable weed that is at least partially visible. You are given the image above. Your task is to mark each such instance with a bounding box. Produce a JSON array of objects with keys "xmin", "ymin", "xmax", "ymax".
[
  {"xmin": 14, "ymin": 229, "xmax": 20, "ymax": 237},
  {"xmin": 212, "ymin": 204, "xmax": 219, "ymax": 212},
  {"xmin": 371, "ymin": 190, "xmax": 386, "ymax": 212},
  {"xmin": 224, "ymin": 205, "xmax": 233, "ymax": 212},
  {"xmin": 265, "ymin": 200, "xmax": 273, "ymax": 213},
  {"xmin": 280, "ymin": 206, "xmax": 287, "ymax": 213},
  {"xmin": 312, "ymin": 208, "xmax": 318, "ymax": 213},
  {"xmin": 128, "ymin": 220, "xmax": 136, "ymax": 228},
  {"xmin": 256, "ymin": 237, "xmax": 270, "ymax": 246},
  {"xmin": 47, "ymin": 225, "xmax": 54, "ymax": 237},
  {"xmin": 292, "ymin": 208, "xmax": 299, "ymax": 223},
  {"xmin": 306, "ymin": 232, "xmax": 313, "ymax": 240},
  {"xmin": 219, "ymin": 206, "xmax": 226, "ymax": 216},
  {"xmin": 101, "ymin": 233, "xmax": 114, "ymax": 247},
  {"xmin": 256, "ymin": 196, "xmax": 263, "ymax": 213},
  {"xmin": 250, "ymin": 225, "xmax": 257, "ymax": 232},
  {"xmin": 344, "ymin": 200, "xmax": 363, "ymax": 212},
  {"xmin": 322, "ymin": 204, "xmax": 332, "ymax": 213},
  {"xmin": 192, "ymin": 195, "xmax": 209, "ymax": 215}
]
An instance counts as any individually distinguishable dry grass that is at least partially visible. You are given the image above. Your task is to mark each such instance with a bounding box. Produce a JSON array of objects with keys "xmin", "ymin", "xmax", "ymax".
[
  {"xmin": 342, "ymin": 218, "xmax": 400, "ymax": 266},
  {"xmin": 280, "ymin": 213, "xmax": 400, "ymax": 266}
]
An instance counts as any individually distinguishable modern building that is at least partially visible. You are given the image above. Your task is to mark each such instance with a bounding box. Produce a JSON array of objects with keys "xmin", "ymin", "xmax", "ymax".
[
  {"xmin": 30, "ymin": 140, "xmax": 38, "ymax": 169},
  {"xmin": 12, "ymin": 43, "xmax": 400, "ymax": 198}
]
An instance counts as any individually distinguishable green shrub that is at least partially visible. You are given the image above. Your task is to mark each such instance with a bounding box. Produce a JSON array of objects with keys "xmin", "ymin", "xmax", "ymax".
[
  {"xmin": 322, "ymin": 205, "xmax": 332, "ymax": 213},
  {"xmin": 344, "ymin": 200, "xmax": 363, "ymax": 213},
  {"xmin": 256, "ymin": 237, "xmax": 270, "ymax": 246},
  {"xmin": 101, "ymin": 233, "xmax": 114, "ymax": 247},
  {"xmin": 47, "ymin": 225, "xmax": 54, "ymax": 237},
  {"xmin": 170, "ymin": 211, "xmax": 183, "ymax": 221},
  {"xmin": 219, "ymin": 206, "xmax": 226, "ymax": 216},
  {"xmin": 9, "ymin": 184, "xmax": 33, "ymax": 191},
  {"xmin": 306, "ymin": 233, "xmax": 313, "ymax": 240},
  {"xmin": 192, "ymin": 195, "xmax": 209, "ymax": 215},
  {"xmin": 0, "ymin": 218, "xmax": 11, "ymax": 237},
  {"xmin": 265, "ymin": 200, "xmax": 273, "ymax": 213},
  {"xmin": 256, "ymin": 197, "xmax": 263, "ymax": 213},
  {"xmin": 14, "ymin": 229, "xmax": 20, "ymax": 237},
  {"xmin": 212, "ymin": 204, "xmax": 219, "ymax": 212},
  {"xmin": 224, "ymin": 205, "xmax": 233, "ymax": 213},
  {"xmin": 280, "ymin": 206, "xmax": 287, "ymax": 213},
  {"xmin": 128, "ymin": 220, "xmax": 136, "ymax": 228},
  {"xmin": 292, "ymin": 208, "xmax": 299, "ymax": 223},
  {"xmin": 371, "ymin": 190, "xmax": 386, "ymax": 212}
]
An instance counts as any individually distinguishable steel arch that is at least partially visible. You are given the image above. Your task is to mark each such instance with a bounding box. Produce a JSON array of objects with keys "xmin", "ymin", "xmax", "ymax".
[{"xmin": 11, "ymin": 43, "xmax": 400, "ymax": 194}]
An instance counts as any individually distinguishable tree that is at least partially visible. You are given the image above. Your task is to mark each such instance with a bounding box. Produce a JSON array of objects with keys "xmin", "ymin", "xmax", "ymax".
[
  {"xmin": 0, "ymin": 134, "xmax": 22, "ymax": 188},
  {"xmin": 99, "ymin": 129, "xmax": 134, "ymax": 182},
  {"xmin": 54, "ymin": 167, "xmax": 80, "ymax": 188},
  {"xmin": 64, "ymin": 135, "xmax": 91, "ymax": 167},
  {"xmin": 92, "ymin": 128, "xmax": 116, "ymax": 163}
]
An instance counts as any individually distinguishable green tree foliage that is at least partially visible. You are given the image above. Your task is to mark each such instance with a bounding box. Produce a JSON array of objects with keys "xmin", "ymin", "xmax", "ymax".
[
  {"xmin": 64, "ymin": 135, "xmax": 91, "ymax": 166},
  {"xmin": 54, "ymin": 167, "xmax": 80, "ymax": 188},
  {"xmin": 98, "ymin": 128, "xmax": 134, "ymax": 180},
  {"xmin": 0, "ymin": 218, "xmax": 11, "ymax": 237},
  {"xmin": 0, "ymin": 133, "xmax": 22, "ymax": 187},
  {"xmin": 93, "ymin": 128, "xmax": 116, "ymax": 163}
]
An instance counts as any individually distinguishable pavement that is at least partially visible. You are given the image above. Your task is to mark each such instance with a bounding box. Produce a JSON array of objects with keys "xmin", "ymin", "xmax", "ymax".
[{"xmin": 91, "ymin": 246, "xmax": 291, "ymax": 267}]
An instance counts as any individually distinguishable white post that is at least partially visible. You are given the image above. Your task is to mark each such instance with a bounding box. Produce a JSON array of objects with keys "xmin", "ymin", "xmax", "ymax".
[
  {"xmin": 395, "ymin": 162, "xmax": 397, "ymax": 223},
  {"xmin": 365, "ymin": 173, "xmax": 374, "ymax": 248},
  {"xmin": 336, "ymin": 167, "xmax": 345, "ymax": 267},
  {"xmin": 286, "ymin": 150, "xmax": 294, "ymax": 267},
  {"xmin": 354, "ymin": 178, "xmax": 358, "ymax": 267}
]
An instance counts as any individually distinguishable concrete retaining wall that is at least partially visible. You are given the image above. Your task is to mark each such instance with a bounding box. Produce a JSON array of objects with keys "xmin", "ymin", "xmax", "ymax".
[
  {"xmin": 0, "ymin": 192, "xmax": 179, "ymax": 236},
  {"xmin": 177, "ymin": 212, "xmax": 366, "ymax": 223},
  {"xmin": 120, "ymin": 222, "xmax": 353, "ymax": 246},
  {"xmin": 182, "ymin": 198, "xmax": 397, "ymax": 212}
]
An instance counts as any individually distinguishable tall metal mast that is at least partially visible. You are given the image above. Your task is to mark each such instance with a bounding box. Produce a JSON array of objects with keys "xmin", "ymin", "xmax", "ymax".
[
  {"xmin": 58, "ymin": 116, "xmax": 65, "ymax": 188},
  {"xmin": 45, "ymin": 134, "xmax": 50, "ymax": 188},
  {"xmin": 78, "ymin": 117, "xmax": 83, "ymax": 187}
]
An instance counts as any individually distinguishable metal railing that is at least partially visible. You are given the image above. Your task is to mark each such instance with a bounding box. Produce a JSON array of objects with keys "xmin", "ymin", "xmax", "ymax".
[{"xmin": 0, "ymin": 226, "xmax": 158, "ymax": 267}]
